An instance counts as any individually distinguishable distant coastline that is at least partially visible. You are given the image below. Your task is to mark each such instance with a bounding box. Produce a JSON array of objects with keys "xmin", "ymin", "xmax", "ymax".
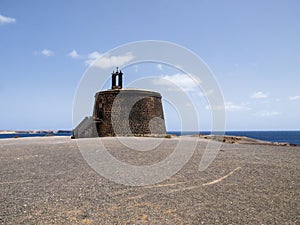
[
  {"xmin": 168, "ymin": 130, "xmax": 300, "ymax": 146},
  {"xmin": 0, "ymin": 130, "xmax": 299, "ymax": 146},
  {"xmin": 0, "ymin": 130, "xmax": 71, "ymax": 135},
  {"xmin": 0, "ymin": 130, "xmax": 72, "ymax": 139}
]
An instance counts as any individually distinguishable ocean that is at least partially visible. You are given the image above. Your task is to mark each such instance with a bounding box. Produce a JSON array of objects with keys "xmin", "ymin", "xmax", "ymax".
[
  {"xmin": 0, "ymin": 132, "xmax": 72, "ymax": 139},
  {"xmin": 0, "ymin": 131, "xmax": 299, "ymax": 146},
  {"xmin": 168, "ymin": 131, "xmax": 300, "ymax": 146}
]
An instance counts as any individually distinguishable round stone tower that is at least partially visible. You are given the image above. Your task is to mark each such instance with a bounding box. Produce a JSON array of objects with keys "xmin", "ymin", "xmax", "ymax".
[{"xmin": 92, "ymin": 68, "xmax": 166, "ymax": 137}]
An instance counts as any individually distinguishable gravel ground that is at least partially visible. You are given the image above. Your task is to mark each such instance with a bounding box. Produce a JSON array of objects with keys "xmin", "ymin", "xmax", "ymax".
[{"xmin": 0, "ymin": 136, "xmax": 299, "ymax": 224}]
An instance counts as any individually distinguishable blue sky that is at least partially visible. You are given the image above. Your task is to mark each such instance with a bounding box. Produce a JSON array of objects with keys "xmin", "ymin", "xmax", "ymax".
[{"xmin": 1, "ymin": 0, "xmax": 300, "ymax": 131}]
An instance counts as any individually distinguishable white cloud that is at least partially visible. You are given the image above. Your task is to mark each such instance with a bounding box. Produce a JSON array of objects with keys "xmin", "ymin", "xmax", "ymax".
[
  {"xmin": 67, "ymin": 50, "xmax": 81, "ymax": 59},
  {"xmin": 86, "ymin": 52, "xmax": 134, "ymax": 68},
  {"xmin": 206, "ymin": 102, "xmax": 250, "ymax": 112},
  {"xmin": 154, "ymin": 73, "xmax": 201, "ymax": 92},
  {"xmin": 84, "ymin": 51, "xmax": 101, "ymax": 65},
  {"xmin": 255, "ymin": 110, "xmax": 281, "ymax": 117},
  {"xmin": 157, "ymin": 64, "xmax": 163, "ymax": 70},
  {"xmin": 133, "ymin": 65, "xmax": 139, "ymax": 72},
  {"xmin": 250, "ymin": 91, "xmax": 269, "ymax": 99},
  {"xmin": 289, "ymin": 95, "xmax": 300, "ymax": 101},
  {"xmin": 198, "ymin": 89, "xmax": 214, "ymax": 97},
  {"xmin": 225, "ymin": 102, "xmax": 250, "ymax": 112},
  {"xmin": 0, "ymin": 14, "xmax": 16, "ymax": 25},
  {"xmin": 41, "ymin": 49, "xmax": 54, "ymax": 57}
]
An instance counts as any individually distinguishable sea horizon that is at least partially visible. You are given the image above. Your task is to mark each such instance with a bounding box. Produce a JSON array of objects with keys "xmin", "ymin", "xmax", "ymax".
[{"xmin": 1, "ymin": 130, "xmax": 299, "ymax": 146}]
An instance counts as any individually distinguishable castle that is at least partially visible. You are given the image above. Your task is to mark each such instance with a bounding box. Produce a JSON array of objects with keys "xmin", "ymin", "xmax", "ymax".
[{"xmin": 73, "ymin": 68, "xmax": 166, "ymax": 138}]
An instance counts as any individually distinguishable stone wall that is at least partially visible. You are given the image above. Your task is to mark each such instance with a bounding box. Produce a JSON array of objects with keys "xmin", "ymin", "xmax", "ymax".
[
  {"xmin": 72, "ymin": 116, "xmax": 97, "ymax": 138},
  {"xmin": 93, "ymin": 89, "xmax": 166, "ymax": 137}
]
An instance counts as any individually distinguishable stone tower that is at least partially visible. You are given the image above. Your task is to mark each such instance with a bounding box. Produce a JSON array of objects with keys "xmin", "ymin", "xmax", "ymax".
[{"xmin": 73, "ymin": 68, "xmax": 166, "ymax": 138}]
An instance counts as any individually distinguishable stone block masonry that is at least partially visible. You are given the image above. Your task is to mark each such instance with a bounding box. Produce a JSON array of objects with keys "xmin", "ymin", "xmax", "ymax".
[
  {"xmin": 73, "ymin": 69, "xmax": 166, "ymax": 138},
  {"xmin": 93, "ymin": 89, "xmax": 166, "ymax": 137}
]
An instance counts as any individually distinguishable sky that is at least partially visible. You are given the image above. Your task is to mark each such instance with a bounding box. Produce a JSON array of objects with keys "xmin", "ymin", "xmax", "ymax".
[{"xmin": 0, "ymin": 0, "xmax": 300, "ymax": 131}]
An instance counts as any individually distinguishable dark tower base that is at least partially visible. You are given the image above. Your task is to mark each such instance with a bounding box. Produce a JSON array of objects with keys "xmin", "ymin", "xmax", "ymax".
[{"xmin": 93, "ymin": 89, "xmax": 166, "ymax": 137}]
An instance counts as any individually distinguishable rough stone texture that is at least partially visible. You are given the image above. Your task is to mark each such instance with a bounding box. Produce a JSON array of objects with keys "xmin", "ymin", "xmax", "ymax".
[{"xmin": 93, "ymin": 89, "xmax": 166, "ymax": 137}]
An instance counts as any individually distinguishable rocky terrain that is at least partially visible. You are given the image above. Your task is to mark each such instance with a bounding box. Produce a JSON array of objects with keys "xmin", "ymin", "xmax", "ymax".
[
  {"xmin": 0, "ymin": 136, "xmax": 299, "ymax": 224},
  {"xmin": 200, "ymin": 134, "xmax": 298, "ymax": 146}
]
